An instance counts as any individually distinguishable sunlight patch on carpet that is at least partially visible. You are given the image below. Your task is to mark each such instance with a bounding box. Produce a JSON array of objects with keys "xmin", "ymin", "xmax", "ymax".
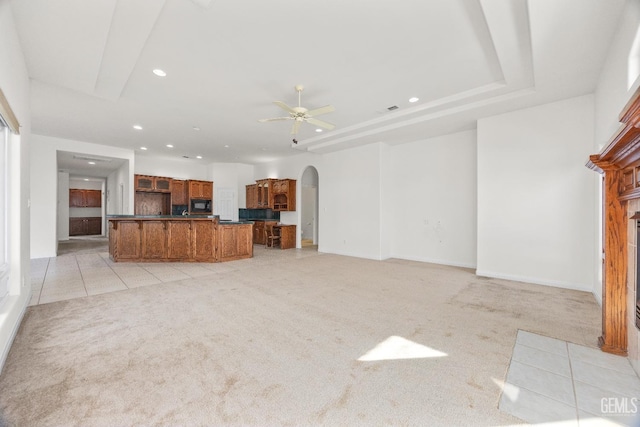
[{"xmin": 357, "ymin": 335, "xmax": 447, "ymax": 361}]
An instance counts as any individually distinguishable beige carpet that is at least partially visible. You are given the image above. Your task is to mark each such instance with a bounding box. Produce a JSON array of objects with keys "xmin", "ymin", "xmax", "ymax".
[{"xmin": 0, "ymin": 253, "xmax": 601, "ymax": 426}]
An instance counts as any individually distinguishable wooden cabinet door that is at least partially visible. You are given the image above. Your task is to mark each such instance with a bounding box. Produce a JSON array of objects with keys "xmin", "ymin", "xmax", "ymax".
[
  {"xmin": 86, "ymin": 217, "xmax": 102, "ymax": 235},
  {"xmin": 154, "ymin": 177, "xmax": 172, "ymax": 193},
  {"xmin": 235, "ymin": 224, "xmax": 253, "ymax": 257},
  {"xmin": 141, "ymin": 221, "xmax": 166, "ymax": 259},
  {"xmin": 192, "ymin": 221, "xmax": 214, "ymax": 260},
  {"xmin": 69, "ymin": 189, "xmax": 84, "ymax": 207},
  {"xmin": 246, "ymin": 184, "xmax": 258, "ymax": 209},
  {"xmin": 189, "ymin": 180, "xmax": 202, "ymax": 198},
  {"xmin": 202, "ymin": 181, "xmax": 213, "ymax": 199},
  {"xmin": 219, "ymin": 224, "xmax": 252, "ymax": 261},
  {"xmin": 135, "ymin": 175, "xmax": 154, "ymax": 191},
  {"xmin": 85, "ymin": 190, "xmax": 102, "ymax": 207},
  {"xmin": 116, "ymin": 221, "xmax": 141, "ymax": 259},
  {"xmin": 69, "ymin": 218, "xmax": 85, "ymax": 236},
  {"xmin": 218, "ymin": 225, "xmax": 237, "ymax": 261},
  {"xmin": 167, "ymin": 221, "xmax": 191, "ymax": 259},
  {"xmin": 172, "ymin": 180, "xmax": 187, "ymax": 205}
]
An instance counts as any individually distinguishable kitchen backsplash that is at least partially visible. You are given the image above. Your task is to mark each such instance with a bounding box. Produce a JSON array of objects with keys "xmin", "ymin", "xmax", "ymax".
[{"xmin": 239, "ymin": 209, "xmax": 280, "ymax": 220}]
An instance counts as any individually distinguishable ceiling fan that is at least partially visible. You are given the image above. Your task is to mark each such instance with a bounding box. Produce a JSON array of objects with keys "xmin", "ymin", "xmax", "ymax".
[{"xmin": 258, "ymin": 85, "xmax": 335, "ymax": 135}]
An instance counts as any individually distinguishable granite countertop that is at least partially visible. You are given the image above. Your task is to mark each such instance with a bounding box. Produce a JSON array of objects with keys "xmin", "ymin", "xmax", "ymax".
[
  {"xmin": 107, "ymin": 215, "xmax": 254, "ymax": 225},
  {"xmin": 107, "ymin": 214, "xmax": 219, "ymax": 219}
]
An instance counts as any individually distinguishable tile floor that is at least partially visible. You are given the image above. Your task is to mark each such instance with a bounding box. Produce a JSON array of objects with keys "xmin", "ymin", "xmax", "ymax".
[
  {"xmin": 30, "ymin": 245, "xmax": 319, "ymax": 306},
  {"xmin": 500, "ymin": 330, "xmax": 640, "ymax": 426}
]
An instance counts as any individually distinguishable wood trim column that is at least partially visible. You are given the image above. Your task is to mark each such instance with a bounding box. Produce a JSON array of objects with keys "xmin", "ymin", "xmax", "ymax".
[{"xmin": 600, "ymin": 167, "xmax": 628, "ymax": 355}]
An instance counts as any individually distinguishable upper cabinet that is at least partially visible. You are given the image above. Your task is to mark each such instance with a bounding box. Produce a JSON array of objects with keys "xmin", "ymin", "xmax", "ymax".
[
  {"xmin": 246, "ymin": 178, "xmax": 296, "ymax": 211},
  {"xmin": 171, "ymin": 180, "xmax": 187, "ymax": 205},
  {"xmin": 69, "ymin": 189, "xmax": 102, "ymax": 207},
  {"xmin": 189, "ymin": 180, "xmax": 213, "ymax": 199},
  {"xmin": 272, "ymin": 179, "xmax": 296, "ymax": 211},
  {"xmin": 256, "ymin": 179, "xmax": 274, "ymax": 209},
  {"xmin": 135, "ymin": 174, "xmax": 172, "ymax": 193},
  {"xmin": 246, "ymin": 184, "xmax": 258, "ymax": 209}
]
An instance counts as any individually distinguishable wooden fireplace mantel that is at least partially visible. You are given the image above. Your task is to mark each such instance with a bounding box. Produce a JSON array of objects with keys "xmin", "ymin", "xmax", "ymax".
[{"xmin": 587, "ymin": 86, "xmax": 640, "ymax": 356}]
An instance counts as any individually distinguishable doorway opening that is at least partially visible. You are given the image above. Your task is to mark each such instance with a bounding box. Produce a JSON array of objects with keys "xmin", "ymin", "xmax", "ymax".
[{"xmin": 300, "ymin": 166, "xmax": 319, "ymax": 249}]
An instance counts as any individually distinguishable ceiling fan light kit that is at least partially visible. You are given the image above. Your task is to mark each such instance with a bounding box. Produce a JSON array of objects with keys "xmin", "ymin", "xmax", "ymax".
[{"xmin": 259, "ymin": 85, "xmax": 335, "ymax": 135}]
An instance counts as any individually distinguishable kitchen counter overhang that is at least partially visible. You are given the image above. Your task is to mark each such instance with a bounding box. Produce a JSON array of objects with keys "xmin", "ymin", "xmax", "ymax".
[{"xmin": 107, "ymin": 215, "xmax": 253, "ymax": 262}]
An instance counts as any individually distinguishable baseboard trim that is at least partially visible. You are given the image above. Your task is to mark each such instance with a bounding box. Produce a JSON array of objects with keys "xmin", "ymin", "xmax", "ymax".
[{"xmin": 475, "ymin": 269, "xmax": 591, "ymax": 292}]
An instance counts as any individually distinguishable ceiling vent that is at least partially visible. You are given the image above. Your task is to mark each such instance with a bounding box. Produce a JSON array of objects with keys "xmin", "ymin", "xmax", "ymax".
[
  {"xmin": 72, "ymin": 155, "xmax": 111, "ymax": 163},
  {"xmin": 387, "ymin": 105, "xmax": 399, "ymax": 111}
]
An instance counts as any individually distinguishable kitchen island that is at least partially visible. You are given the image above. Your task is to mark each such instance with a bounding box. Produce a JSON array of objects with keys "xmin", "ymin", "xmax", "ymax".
[{"xmin": 108, "ymin": 215, "xmax": 253, "ymax": 263}]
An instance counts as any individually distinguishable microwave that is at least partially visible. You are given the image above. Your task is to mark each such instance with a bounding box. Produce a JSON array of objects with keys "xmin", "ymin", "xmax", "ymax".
[{"xmin": 190, "ymin": 199, "xmax": 212, "ymax": 213}]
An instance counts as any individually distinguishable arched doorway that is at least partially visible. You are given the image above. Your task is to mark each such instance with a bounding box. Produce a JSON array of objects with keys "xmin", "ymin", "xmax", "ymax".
[{"xmin": 300, "ymin": 166, "xmax": 319, "ymax": 249}]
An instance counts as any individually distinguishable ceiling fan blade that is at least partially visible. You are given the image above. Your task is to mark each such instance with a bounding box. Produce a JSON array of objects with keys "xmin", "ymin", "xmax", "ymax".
[
  {"xmin": 306, "ymin": 117, "xmax": 335, "ymax": 130},
  {"xmin": 258, "ymin": 117, "xmax": 291, "ymax": 122},
  {"xmin": 274, "ymin": 101, "xmax": 297, "ymax": 115},
  {"xmin": 291, "ymin": 120, "xmax": 302, "ymax": 135},
  {"xmin": 306, "ymin": 105, "xmax": 335, "ymax": 117}
]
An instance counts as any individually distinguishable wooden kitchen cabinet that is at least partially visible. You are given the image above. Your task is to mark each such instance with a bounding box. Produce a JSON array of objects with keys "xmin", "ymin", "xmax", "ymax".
[
  {"xmin": 141, "ymin": 221, "xmax": 166, "ymax": 259},
  {"xmin": 246, "ymin": 184, "xmax": 258, "ymax": 209},
  {"xmin": 69, "ymin": 217, "xmax": 102, "ymax": 236},
  {"xmin": 192, "ymin": 220, "xmax": 215, "ymax": 260},
  {"xmin": 218, "ymin": 223, "xmax": 253, "ymax": 262},
  {"xmin": 188, "ymin": 180, "xmax": 213, "ymax": 199},
  {"xmin": 109, "ymin": 220, "xmax": 141, "ymax": 260},
  {"xmin": 167, "ymin": 221, "xmax": 191, "ymax": 259},
  {"xmin": 171, "ymin": 180, "xmax": 188, "ymax": 205},
  {"xmin": 108, "ymin": 217, "xmax": 252, "ymax": 263},
  {"xmin": 69, "ymin": 189, "xmax": 102, "ymax": 207},
  {"xmin": 135, "ymin": 174, "xmax": 172, "ymax": 193},
  {"xmin": 272, "ymin": 179, "xmax": 296, "ymax": 211},
  {"xmin": 256, "ymin": 179, "xmax": 274, "ymax": 208}
]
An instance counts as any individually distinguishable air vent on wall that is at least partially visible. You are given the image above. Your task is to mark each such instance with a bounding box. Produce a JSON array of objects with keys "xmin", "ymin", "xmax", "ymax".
[{"xmin": 72, "ymin": 155, "xmax": 112, "ymax": 163}]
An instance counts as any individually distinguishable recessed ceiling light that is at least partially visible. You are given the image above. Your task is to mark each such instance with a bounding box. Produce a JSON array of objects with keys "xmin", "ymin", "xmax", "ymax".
[
  {"xmin": 88, "ymin": 161, "xmax": 96, "ymax": 165},
  {"xmin": 133, "ymin": 125, "xmax": 143, "ymax": 130},
  {"xmin": 315, "ymin": 128, "xmax": 323, "ymax": 133},
  {"xmin": 84, "ymin": 178, "xmax": 89, "ymax": 181},
  {"xmin": 224, "ymin": 144, "xmax": 229, "ymax": 148},
  {"xmin": 140, "ymin": 147, "xmax": 147, "ymax": 151},
  {"xmin": 409, "ymin": 97, "xmax": 419, "ymax": 103},
  {"xmin": 153, "ymin": 69, "xmax": 167, "ymax": 77},
  {"xmin": 166, "ymin": 144, "xmax": 174, "ymax": 148},
  {"xmin": 193, "ymin": 126, "xmax": 200, "ymax": 131},
  {"xmin": 196, "ymin": 155, "xmax": 202, "ymax": 159}
]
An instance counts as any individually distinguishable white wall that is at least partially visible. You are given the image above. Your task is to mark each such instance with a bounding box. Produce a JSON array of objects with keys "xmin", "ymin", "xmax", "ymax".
[
  {"xmin": 0, "ymin": 0, "xmax": 32, "ymax": 372},
  {"xmin": 595, "ymin": 0, "xmax": 640, "ymax": 149},
  {"xmin": 106, "ymin": 162, "xmax": 130, "ymax": 216},
  {"xmin": 477, "ymin": 95, "xmax": 596, "ymax": 291},
  {"xmin": 389, "ymin": 130, "xmax": 477, "ymax": 268},
  {"xmin": 30, "ymin": 135, "xmax": 134, "ymax": 258},
  {"xmin": 210, "ymin": 163, "xmax": 254, "ymax": 222},
  {"xmin": 135, "ymin": 155, "xmax": 209, "ymax": 180}
]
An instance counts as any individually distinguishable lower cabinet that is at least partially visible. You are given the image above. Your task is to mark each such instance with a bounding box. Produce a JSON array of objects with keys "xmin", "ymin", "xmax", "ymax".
[
  {"xmin": 109, "ymin": 221, "xmax": 141, "ymax": 260},
  {"xmin": 69, "ymin": 217, "xmax": 102, "ymax": 236},
  {"xmin": 167, "ymin": 221, "xmax": 191, "ymax": 259},
  {"xmin": 218, "ymin": 224, "xmax": 253, "ymax": 262},
  {"xmin": 193, "ymin": 221, "xmax": 215, "ymax": 260},
  {"xmin": 142, "ymin": 221, "xmax": 166, "ymax": 259},
  {"xmin": 108, "ymin": 218, "xmax": 252, "ymax": 263}
]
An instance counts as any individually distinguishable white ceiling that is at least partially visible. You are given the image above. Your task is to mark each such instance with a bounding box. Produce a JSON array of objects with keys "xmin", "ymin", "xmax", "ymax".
[{"xmin": 9, "ymin": 0, "xmax": 626, "ymax": 175}]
